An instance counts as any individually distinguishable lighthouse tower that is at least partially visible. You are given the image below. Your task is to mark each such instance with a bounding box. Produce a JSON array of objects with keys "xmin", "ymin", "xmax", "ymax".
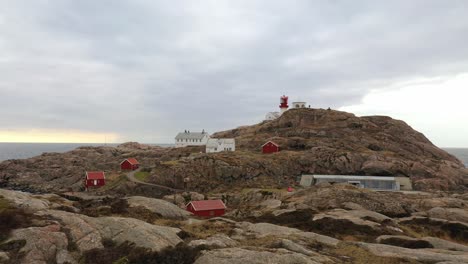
[{"xmin": 279, "ymin": 95, "xmax": 289, "ymax": 113}]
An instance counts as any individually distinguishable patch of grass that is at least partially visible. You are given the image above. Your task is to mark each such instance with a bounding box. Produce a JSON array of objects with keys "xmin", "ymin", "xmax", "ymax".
[
  {"xmin": 134, "ymin": 171, "xmax": 150, "ymax": 182},
  {"xmin": 161, "ymin": 160, "xmax": 179, "ymax": 166},
  {"xmin": 179, "ymin": 221, "xmax": 234, "ymax": 239},
  {"xmin": 102, "ymin": 174, "xmax": 128, "ymax": 191}
]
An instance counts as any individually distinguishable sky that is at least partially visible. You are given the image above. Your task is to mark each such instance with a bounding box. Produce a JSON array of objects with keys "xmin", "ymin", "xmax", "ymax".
[{"xmin": 0, "ymin": 1, "xmax": 468, "ymax": 147}]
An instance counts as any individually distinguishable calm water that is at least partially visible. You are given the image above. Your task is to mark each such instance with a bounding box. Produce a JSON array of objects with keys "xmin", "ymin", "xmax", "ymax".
[{"xmin": 0, "ymin": 143, "xmax": 173, "ymax": 161}]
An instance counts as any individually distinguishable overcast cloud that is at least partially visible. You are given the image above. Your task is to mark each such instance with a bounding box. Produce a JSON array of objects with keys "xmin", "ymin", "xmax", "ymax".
[{"xmin": 1, "ymin": 1, "xmax": 468, "ymax": 146}]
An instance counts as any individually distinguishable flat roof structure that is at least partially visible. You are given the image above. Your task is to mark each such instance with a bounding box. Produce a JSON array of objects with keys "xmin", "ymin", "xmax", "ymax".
[{"xmin": 300, "ymin": 174, "xmax": 412, "ymax": 191}]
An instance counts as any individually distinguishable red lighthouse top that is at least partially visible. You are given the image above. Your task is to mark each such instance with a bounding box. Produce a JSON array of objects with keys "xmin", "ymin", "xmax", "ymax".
[{"xmin": 279, "ymin": 95, "xmax": 289, "ymax": 109}]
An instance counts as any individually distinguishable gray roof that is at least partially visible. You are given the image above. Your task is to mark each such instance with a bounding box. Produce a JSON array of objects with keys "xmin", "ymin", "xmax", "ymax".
[
  {"xmin": 175, "ymin": 132, "xmax": 208, "ymax": 140},
  {"xmin": 309, "ymin": 175, "xmax": 396, "ymax": 181},
  {"xmin": 206, "ymin": 138, "xmax": 235, "ymax": 147}
]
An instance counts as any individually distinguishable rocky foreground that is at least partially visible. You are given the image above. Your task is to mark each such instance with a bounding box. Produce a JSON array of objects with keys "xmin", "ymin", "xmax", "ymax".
[{"xmin": 1, "ymin": 184, "xmax": 468, "ymax": 264}]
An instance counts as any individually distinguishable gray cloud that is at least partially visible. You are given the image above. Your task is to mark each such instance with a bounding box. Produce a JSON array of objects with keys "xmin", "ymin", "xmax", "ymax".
[{"xmin": 1, "ymin": 0, "xmax": 468, "ymax": 142}]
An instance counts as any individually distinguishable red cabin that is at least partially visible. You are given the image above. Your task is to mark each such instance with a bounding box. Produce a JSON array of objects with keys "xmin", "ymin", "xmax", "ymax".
[
  {"xmin": 120, "ymin": 158, "xmax": 140, "ymax": 170},
  {"xmin": 262, "ymin": 141, "xmax": 280, "ymax": 154},
  {"xmin": 186, "ymin": 200, "xmax": 226, "ymax": 217},
  {"xmin": 85, "ymin": 171, "xmax": 105, "ymax": 188}
]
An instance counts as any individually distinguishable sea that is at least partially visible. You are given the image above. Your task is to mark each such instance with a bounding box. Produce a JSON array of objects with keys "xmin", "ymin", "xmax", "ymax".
[
  {"xmin": 0, "ymin": 143, "xmax": 467, "ymax": 166},
  {"xmin": 0, "ymin": 143, "xmax": 173, "ymax": 162}
]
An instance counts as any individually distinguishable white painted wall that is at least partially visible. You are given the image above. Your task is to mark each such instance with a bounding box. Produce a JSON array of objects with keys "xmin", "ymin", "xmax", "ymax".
[
  {"xmin": 206, "ymin": 138, "xmax": 236, "ymax": 153},
  {"xmin": 175, "ymin": 134, "xmax": 210, "ymax": 148}
]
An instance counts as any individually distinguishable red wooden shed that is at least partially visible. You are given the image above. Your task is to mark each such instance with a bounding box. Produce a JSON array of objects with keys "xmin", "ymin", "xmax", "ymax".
[
  {"xmin": 186, "ymin": 200, "xmax": 226, "ymax": 217},
  {"xmin": 262, "ymin": 141, "xmax": 280, "ymax": 154},
  {"xmin": 120, "ymin": 158, "xmax": 140, "ymax": 170},
  {"xmin": 85, "ymin": 171, "xmax": 105, "ymax": 188}
]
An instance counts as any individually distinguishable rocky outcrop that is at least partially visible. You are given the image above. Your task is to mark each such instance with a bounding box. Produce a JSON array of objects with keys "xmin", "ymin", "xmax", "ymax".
[
  {"xmin": 36, "ymin": 210, "xmax": 183, "ymax": 253},
  {"xmin": 6, "ymin": 224, "xmax": 75, "ymax": 264},
  {"xmin": 211, "ymin": 108, "xmax": 468, "ymax": 191},
  {"xmin": 425, "ymin": 207, "xmax": 468, "ymax": 223},
  {"xmin": 194, "ymin": 248, "xmax": 322, "ymax": 264},
  {"xmin": 125, "ymin": 196, "xmax": 191, "ymax": 219},
  {"xmin": 0, "ymin": 189, "xmax": 50, "ymax": 212},
  {"xmin": 357, "ymin": 242, "xmax": 468, "ymax": 263}
]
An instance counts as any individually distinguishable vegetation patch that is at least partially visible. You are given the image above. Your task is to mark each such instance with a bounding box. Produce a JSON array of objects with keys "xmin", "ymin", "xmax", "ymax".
[
  {"xmin": 329, "ymin": 243, "xmax": 422, "ymax": 264},
  {"xmin": 101, "ymin": 174, "xmax": 128, "ymax": 191},
  {"xmin": 179, "ymin": 221, "xmax": 234, "ymax": 240},
  {"xmin": 0, "ymin": 198, "xmax": 33, "ymax": 242},
  {"xmin": 81, "ymin": 242, "xmax": 205, "ymax": 264},
  {"xmin": 400, "ymin": 217, "xmax": 468, "ymax": 245},
  {"xmin": 134, "ymin": 171, "xmax": 150, "ymax": 182}
]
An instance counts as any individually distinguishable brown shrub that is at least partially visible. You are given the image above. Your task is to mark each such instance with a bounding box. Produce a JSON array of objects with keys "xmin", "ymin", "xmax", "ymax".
[
  {"xmin": 0, "ymin": 199, "xmax": 33, "ymax": 242},
  {"xmin": 81, "ymin": 242, "xmax": 205, "ymax": 264}
]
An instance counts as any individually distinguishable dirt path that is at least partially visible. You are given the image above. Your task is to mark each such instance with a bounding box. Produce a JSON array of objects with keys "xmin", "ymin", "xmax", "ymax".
[{"xmin": 126, "ymin": 169, "xmax": 184, "ymax": 192}]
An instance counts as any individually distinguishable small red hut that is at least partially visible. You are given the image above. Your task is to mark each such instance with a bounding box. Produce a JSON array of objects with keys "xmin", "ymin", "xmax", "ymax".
[
  {"xmin": 262, "ymin": 141, "xmax": 280, "ymax": 154},
  {"xmin": 85, "ymin": 171, "xmax": 105, "ymax": 188},
  {"xmin": 186, "ymin": 200, "xmax": 226, "ymax": 217},
  {"xmin": 120, "ymin": 158, "xmax": 140, "ymax": 170}
]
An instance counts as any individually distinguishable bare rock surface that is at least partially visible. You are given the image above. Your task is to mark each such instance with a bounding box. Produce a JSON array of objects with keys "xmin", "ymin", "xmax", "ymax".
[
  {"xmin": 194, "ymin": 248, "xmax": 322, "ymax": 264},
  {"xmin": 36, "ymin": 209, "xmax": 183, "ymax": 252},
  {"xmin": 235, "ymin": 222, "xmax": 340, "ymax": 247},
  {"xmin": 188, "ymin": 234, "xmax": 239, "ymax": 249},
  {"xmin": 0, "ymin": 189, "xmax": 50, "ymax": 212},
  {"xmin": 425, "ymin": 207, "xmax": 468, "ymax": 223},
  {"xmin": 421, "ymin": 237, "xmax": 468, "ymax": 252},
  {"xmin": 125, "ymin": 196, "xmax": 191, "ymax": 219},
  {"xmin": 279, "ymin": 239, "xmax": 334, "ymax": 262},
  {"xmin": 357, "ymin": 242, "xmax": 468, "ymax": 263},
  {"xmin": 313, "ymin": 209, "xmax": 388, "ymax": 229},
  {"xmin": 260, "ymin": 199, "xmax": 282, "ymax": 209},
  {"xmin": 6, "ymin": 224, "xmax": 75, "ymax": 264},
  {"xmin": 238, "ymin": 222, "xmax": 301, "ymax": 238}
]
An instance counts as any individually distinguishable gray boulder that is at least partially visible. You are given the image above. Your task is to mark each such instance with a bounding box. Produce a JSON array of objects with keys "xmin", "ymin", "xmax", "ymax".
[{"xmin": 126, "ymin": 196, "xmax": 191, "ymax": 219}]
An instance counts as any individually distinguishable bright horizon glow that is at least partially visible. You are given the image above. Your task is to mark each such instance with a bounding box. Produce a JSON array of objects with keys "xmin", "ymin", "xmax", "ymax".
[
  {"xmin": 340, "ymin": 73, "xmax": 468, "ymax": 148},
  {"xmin": 0, "ymin": 129, "xmax": 120, "ymax": 143}
]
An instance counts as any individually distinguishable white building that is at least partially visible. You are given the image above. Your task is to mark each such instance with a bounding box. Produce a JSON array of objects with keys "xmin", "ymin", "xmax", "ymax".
[
  {"xmin": 175, "ymin": 130, "xmax": 210, "ymax": 148},
  {"xmin": 206, "ymin": 138, "xmax": 235, "ymax": 153},
  {"xmin": 292, "ymin": 102, "xmax": 307, "ymax": 108}
]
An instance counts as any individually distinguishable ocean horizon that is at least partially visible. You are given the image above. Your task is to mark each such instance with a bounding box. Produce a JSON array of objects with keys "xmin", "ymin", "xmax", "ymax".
[{"xmin": 0, "ymin": 142, "xmax": 174, "ymax": 162}]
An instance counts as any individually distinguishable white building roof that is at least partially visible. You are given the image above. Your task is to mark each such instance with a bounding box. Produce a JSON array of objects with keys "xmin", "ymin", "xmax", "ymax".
[
  {"xmin": 206, "ymin": 138, "xmax": 235, "ymax": 148},
  {"xmin": 175, "ymin": 132, "xmax": 208, "ymax": 140},
  {"xmin": 310, "ymin": 175, "xmax": 396, "ymax": 181}
]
